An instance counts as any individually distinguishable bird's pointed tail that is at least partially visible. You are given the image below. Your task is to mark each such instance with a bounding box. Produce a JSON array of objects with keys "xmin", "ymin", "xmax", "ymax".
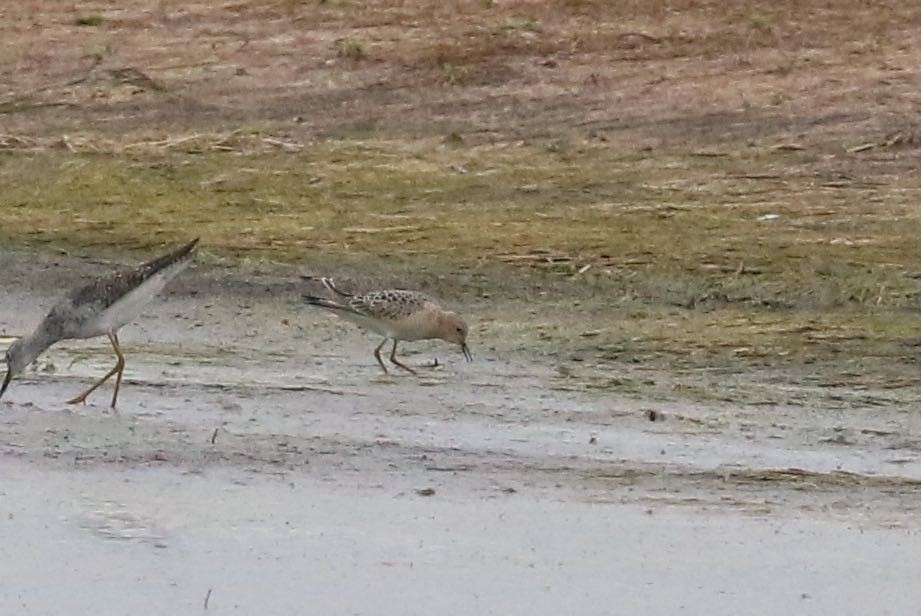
[
  {"xmin": 300, "ymin": 275, "xmax": 353, "ymax": 297},
  {"xmin": 302, "ymin": 295, "xmax": 350, "ymax": 312},
  {"xmin": 141, "ymin": 238, "xmax": 200, "ymax": 275}
]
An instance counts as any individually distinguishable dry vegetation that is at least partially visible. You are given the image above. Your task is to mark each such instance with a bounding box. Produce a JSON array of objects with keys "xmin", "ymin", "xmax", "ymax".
[{"xmin": 5, "ymin": 0, "xmax": 921, "ymax": 393}]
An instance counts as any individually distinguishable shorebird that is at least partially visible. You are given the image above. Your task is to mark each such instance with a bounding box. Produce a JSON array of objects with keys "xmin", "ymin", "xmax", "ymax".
[
  {"xmin": 0, "ymin": 238, "xmax": 200, "ymax": 408},
  {"xmin": 302, "ymin": 277, "xmax": 472, "ymax": 375}
]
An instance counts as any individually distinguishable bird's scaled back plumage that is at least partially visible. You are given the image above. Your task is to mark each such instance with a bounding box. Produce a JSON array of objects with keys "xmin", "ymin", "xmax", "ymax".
[
  {"xmin": 70, "ymin": 237, "xmax": 199, "ymax": 310},
  {"xmin": 304, "ymin": 283, "xmax": 443, "ymax": 340},
  {"xmin": 42, "ymin": 237, "xmax": 199, "ymax": 341},
  {"xmin": 304, "ymin": 276, "xmax": 436, "ymax": 320},
  {"xmin": 347, "ymin": 289, "xmax": 437, "ymax": 322}
]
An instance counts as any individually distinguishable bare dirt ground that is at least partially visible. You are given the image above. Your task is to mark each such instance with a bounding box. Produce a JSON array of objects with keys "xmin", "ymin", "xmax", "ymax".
[{"xmin": 4, "ymin": 1, "xmax": 921, "ymax": 614}]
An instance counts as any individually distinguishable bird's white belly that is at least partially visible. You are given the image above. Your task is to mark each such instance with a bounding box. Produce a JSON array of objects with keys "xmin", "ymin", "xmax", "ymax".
[{"xmin": 83, "ymin": 271, "xmax": 173, "ymax": 336}]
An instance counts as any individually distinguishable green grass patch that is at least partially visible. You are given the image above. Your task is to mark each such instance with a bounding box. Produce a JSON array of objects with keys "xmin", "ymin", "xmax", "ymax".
[
  {"xmin": 74, "ymin": 15, "xmax": 104, "ymax": 26},
  {"xmin": 4, "ymin": 138, "xmax": 921, "ymax": 304}
]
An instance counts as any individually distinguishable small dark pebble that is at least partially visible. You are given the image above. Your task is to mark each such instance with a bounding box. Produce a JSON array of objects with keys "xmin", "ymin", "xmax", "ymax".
[{"xmin": 415, "ymin": 488, "xmax": 436, "ymax": 497}]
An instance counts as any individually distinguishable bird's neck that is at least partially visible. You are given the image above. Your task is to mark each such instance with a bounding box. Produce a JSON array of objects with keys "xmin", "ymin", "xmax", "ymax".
[
  {"xmin": 428, "ymin": 313, "xmax": 451, "ymax": 341},
  {"xmin": 18, "ymin": 329, "xmax": 56, "ymax": 367}
]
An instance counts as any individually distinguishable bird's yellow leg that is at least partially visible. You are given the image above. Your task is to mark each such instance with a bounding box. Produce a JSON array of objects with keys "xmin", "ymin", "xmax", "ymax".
[{"xmin": 66, "ymin": 332, "xmax": 125, "ymax": 408}]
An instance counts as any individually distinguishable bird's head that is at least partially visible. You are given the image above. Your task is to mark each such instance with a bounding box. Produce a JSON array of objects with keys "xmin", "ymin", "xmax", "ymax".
[
  {"xmin": 437, "ymin": 312, "xmax": 472, "ymax": 362},
  {"xmin": 0, "ymin": 339, "xmax": 27, "ymax": 400}
]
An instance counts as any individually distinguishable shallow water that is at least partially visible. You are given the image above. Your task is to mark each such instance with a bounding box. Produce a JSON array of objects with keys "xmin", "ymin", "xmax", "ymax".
[{"xmin": 4, "ymin": 461, "xmax": 921, "ymax": 615}]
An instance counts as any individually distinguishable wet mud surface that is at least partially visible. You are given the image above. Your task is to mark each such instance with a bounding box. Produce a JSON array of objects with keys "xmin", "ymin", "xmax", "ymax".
[{"xmin": 2, "ymin": 249, "xmax": 921, "ymax": 614}]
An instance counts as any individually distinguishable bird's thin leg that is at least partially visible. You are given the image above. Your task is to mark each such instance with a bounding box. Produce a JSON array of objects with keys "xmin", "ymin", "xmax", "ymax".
[
  {"xmin": 109, "ymin": 332, "xmax": 126, "ymax": 409},
  {"xmin": 66, "ymin": 332, "xmax": 124, "ymax": 407},
  {"xmin": 373, "ymin": 339, "xmax": 389, "ymax": 375},
  {"xmin": 389, "ymin": 340, "xmax": 417, "ymax": 375}
]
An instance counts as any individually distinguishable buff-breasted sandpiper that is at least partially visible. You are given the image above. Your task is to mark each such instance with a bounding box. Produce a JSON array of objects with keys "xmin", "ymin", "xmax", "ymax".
[{"xmin": 302, "ymin": 277, "xmax": 472, "ymax": 374}]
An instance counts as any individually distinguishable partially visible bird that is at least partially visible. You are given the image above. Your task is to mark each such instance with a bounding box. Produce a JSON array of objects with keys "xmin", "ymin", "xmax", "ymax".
[
  {"xmin": 0, "ymin": 238, "xmax": 200, "ymax": 408},
  {"xmin": 302, "ymin": 276, "xmax": 472, "ymax": 374}
]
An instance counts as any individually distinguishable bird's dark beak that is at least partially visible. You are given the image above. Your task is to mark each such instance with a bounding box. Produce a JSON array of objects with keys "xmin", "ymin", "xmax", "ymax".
[
  {"xmin": 0, "ymin": 369, "xmax": 11, "ymax": 401},
  {"xmin": 461, "ymin": 343, "xmax": 472, "ymax": 362}
]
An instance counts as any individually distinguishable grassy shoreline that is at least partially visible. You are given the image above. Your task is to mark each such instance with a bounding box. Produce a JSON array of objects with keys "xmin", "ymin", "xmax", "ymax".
[
  {"xmin": 5, "ymin": 137, "xmax": 921, "ymax": 400},
  {"xmin": 4, "ymin": 138, "xmax": 921, "ymax": 304}
]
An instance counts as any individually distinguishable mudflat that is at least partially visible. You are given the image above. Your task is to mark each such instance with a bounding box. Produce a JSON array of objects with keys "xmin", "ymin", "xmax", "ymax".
[
  {"xmin": 4, "ymin": 1, "xmax": 921, "ymax": 613},
  {"xmin": 2, "ymin": 249, "xmax": 920, "ymax": 614}
]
